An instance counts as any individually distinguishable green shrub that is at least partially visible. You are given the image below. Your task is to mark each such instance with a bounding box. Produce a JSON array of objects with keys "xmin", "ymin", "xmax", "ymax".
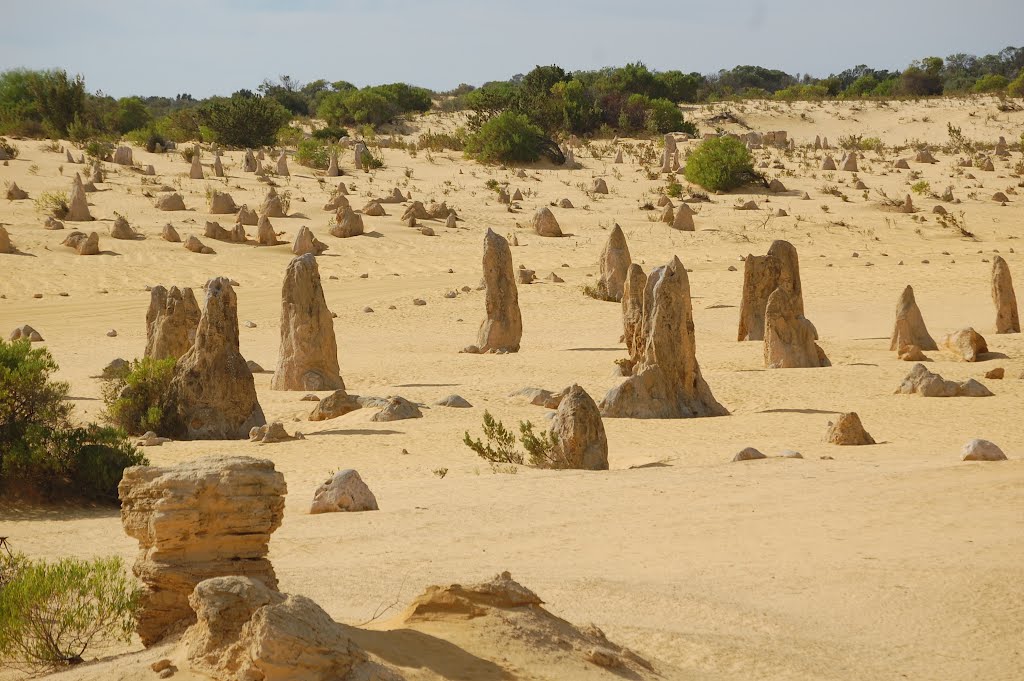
[
  {"xmin": 462, "ymin": 411, "xmax": 564, "ymax": 469},
  {"xmin": 101, "ymin": 357, "xmax": 175, "ymax": 435},
  {"xmin": 1009, "ymin": 71, "xmax": 1024, "ymax": 98},
  {"xmin": 204, "ymin": 94, "xmax": 291, "ymax": 148},
  {"xmin": 910, "ymin": 180, "xmax": 930, "ymax": 195},
  {"xmin": 665, "ymin": 179, "xmax": 683, "ymax": 198},
  {"xmin": 0, "ymin": 339, "xmax": 147, "ymax": 502},
  {"xmin": 972, "ymin": 74, "xmax": 1009, "ymax": 93},
  {"xmin": 311, "ymin": 125, "xmax": 349, "ymax": 141},
  {"xmin": 0, "ymin": 552, "xmax": 140, "ymax": 673},
  {"xmin": 113, "ymin": 96, "xmax": 151, "ymax": 134},
  {"xmin": 125, "ymin": 126, "xmax": 165, "ymax": 153},
  {"xmin": 83, "ymin": 138, "xmax": 114, "ymax": 161},
  {"xmin": 33, "ymin": 191, "xmax": 69, "ymax": 219},
  {"xmin": 464, "ymin": 111, "xmax": 545, "ymax": 164},
  {"xmin": 684, "ymin": 136, "xmax": 759, "ymax": 192},
  {"xmin": 154, "ymin": 108, "xmax": 203, "ymax": 143},
  {"xmin": 417, "ymin": 129, "xmax": 465, "ymax": 151},
  {"xmin": 295, "ymin": 138, "xmax": 334, "ymax": 169}
]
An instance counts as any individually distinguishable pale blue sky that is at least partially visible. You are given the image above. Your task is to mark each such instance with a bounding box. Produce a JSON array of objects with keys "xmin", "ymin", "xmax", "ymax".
[{"xmin": 2, "ymin": 0, "xmax": 1022, "ymax": 97}]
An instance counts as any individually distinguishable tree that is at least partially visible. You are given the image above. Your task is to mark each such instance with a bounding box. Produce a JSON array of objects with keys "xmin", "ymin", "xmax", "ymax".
[
  {"xmin": 464, "ymin": 111, "xmax": 547, "ymax": 164},
  {"xmin": 26, "ymin": 70, "xmax": 86, "ymax": 136},
  {"xmin": 113, "ymin": 96, "xmax": 151, "ymax": 133}
]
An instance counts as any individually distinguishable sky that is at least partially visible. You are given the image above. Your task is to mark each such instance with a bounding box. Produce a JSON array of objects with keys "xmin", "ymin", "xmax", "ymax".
[{"xmin": 2, "ymin": 0, "xmax": 1023, "ymax": 98}]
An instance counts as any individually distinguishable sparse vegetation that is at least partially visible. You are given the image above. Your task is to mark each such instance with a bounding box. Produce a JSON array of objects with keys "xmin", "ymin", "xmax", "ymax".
[
  {"xmin": 100, "ymin": 357, "xmax": 175, "ymax": 435},
  {"xmin": 34, "ymin": 190, "xmax": 69, "ymax": 219},
  {"xmin": 462, "ymin": 411, "xmax": 562, "ymax": 469}
]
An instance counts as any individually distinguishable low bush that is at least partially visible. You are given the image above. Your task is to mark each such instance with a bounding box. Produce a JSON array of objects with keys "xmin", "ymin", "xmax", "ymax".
[
  {"xmin": 417, "ymin": 129, "xmax": 465, "ymax": 152},
  {"xmin": 204, "ymin": 94, "xmax": 291, "ymax": 148},
  {"xmin": 684, "ymin": 136, "xmax": 759, "ymax": 192},
  {"xmin": 100, "ymin": 357, "xmax": 175, "ymax": 435},
  {"xmin": 311, "ymin": 125, "xmax": 348, "ymax": 141},
  {"xmin": 464, "ymin": 111, "xmax": 545, "ymax": 164},
  {"xmin": 0, "ymin": 137, "xmax": 19, "ymax": 158},
  {"xmin": 462, "ymin": 411, "xmax": 562, "ymax": 469},
  {"xmin": 0, "ymin": 551, "xmax": 140, "ymax": 673},
  {"xmin": 125, "ymin": 126, "xmax": 166, "ymax": 153},
  {"xmin": 33, "ymin": 191, "xmax": 69, "ymax": 219},
  {"xmin": 0, "ymin": 339, "xmax": 147, "ymax": 502},
  {"xmin": 295, "ymin": 138, "xmax": 333, "ymax": 169}
]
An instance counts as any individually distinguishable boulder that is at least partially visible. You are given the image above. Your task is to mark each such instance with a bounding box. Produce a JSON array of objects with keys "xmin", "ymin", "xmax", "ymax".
[
  {"xmin": 914, "ymin": 149, "xmax": 937, "ymax": 163},
  {"xmin": 61, "ymin": 230, "xmax": 100, "ymax": 255},
  {"xmin": 895, "ymin": 363, "xmax": 993, "ymax": 397},
  {"xmin": 361, "ymin": 200, "xmax": 385, "ymax": 216},
  {"xmin": 671, "ymin": 202, "xmax": 694, "ymax": 231},
  {"xmin": 8, "ymin": 324, "xmax": 43, "ymax": 342},
  {"xmin": 112, "ymin": 145, "xmax": 133, "ymax": 165},
  {"xmin": 118, "ymin": 456, "xmax": 286, "ymax": 645},
  {"xmin": 5, "ymin": 181, "xmax": 28, "ymax": 200},
  {"xmin": 533, "ymin": 206, "xmax": 562, "ymax": 237},
  {"xmin": 821, "ymin": 155, "xmax": 837, "ymax": 171},
  {"xmin": 592, "ymin": 178, "xmax": 609, "ymax": 194},
  {"xmin": 184, "ymin": 235, "xmax": 212, "ymax": 254},
  {"xmin": 182, "ymin": 576, "xmax": 367, "ymax": 681},
  {"xmin": 204, "ymin": 220, "xmax": 232, "ymax": 242},
  {"xmin": 839, "ymin": 152, "xmax": 858, "ymax": 172},
  {"xmin": 236, "ymin": 205, "xmax": 258, "ymax": 225},
  {"xmin": 257, "ymin": 215, "xmax": 281, "ymax": 246},
  {"xmin": 960, "ymin": 439, "xmax": 1007, "ymax": 461},
  {"xmin": 44, "ymin": 216, "xmax": 64, "ymax": 230},
  {"xmin": 160, "ymin": 278, "xmax": 266, "ymax": 439},
  {"xmin": 732, "ymin": 447, "xmax": 766, "ymax": 461},
  {"xmin": 601, "ymin": 257, "xmax": 727, "ymax": 418},
  {"xmin": 991, "ymin": 255, "xmax": 1019, "ymax": 333},
  {"xmin": 0, "ymin": 226, "xmax": 13, "ymax": 254},
  {"xmin": 243, "ymin": 149, "xmax": 257, "ymax": 172},
  {"xmin": 208, "ymin": 191, "xmax": 237, "ymax": 215},
  {"xmin": 323, "ymin": 190, "xmax": 349, "ymax": 212},
  {"xmin": 276, "ymin": 151, "xmax": 289, "ymax": 176},
  {"xmin": 67, "ymin": 173, "xmax": 93, "ymax": 221},
  {"xmin": 943, "ymin": 327, "xmax": 988, "ymax": 362},
  {"xmin": 309, "ymin": 470, "xmax": 378, "ymax": 514},
  {"xmin": 370, "ymin": 395, "xmax": 423, "ymax": 422},
  {"xmin": 329, "ymin": 206, "xmax": 363, "ymax": 238},
  {"xmin": 469, "ymin": 229, "xmax": 522, "ymax": 353},
  {"xmin": 145, "ymin": 285, "xmax": 201, "ymax": 360},
  {"xmin": 292, "ymin": 226, "xmax": 328, "ymax": 256},
  {"xmin": 109, "ymin": 215, "xmax": 137, "ymax": 240},
  {"xmin": 308, "ymin": 389, "xmax": 361, "ymax": 421},
  {"xmin": 598, "ymin": 224, "xmax": 631, "ymax": 302},
  {"xmin": 325, "ymin": 151, "xmax": 339, "ymax": 177},
  {"xmin": 549, "ymin": 385, "xmax": 608, "ymax": 470},
  {"xmin": 517, "ymin": 268, "xmax": 535, "ymax": 284},
  {"xmin": 764, "ymin": 287, "xmax": 829, "ymax": 368},
  {"xmin": 558, "ymin": 198, "xmax": 574, "ymax": 209},
  {"xmin": 401, "ymin": 201, "xmax": 430, "ymax": 221},
  {"xmin": 271, "ymin": 254, "xmax": 344, "ymax": 391},
  {"xmin": 826, "ymin": 412, "xmax": 875, "ymax": 445},
  {"xmin": 249, "ymin": 422, "xmax": 299, "ymax": 443},
  {"xmin": 261, "ymin": 188, "xmax": 286, "ymax": 218},
  {"xmin": 890, "ymin": 285, "xmax": 938, "ymax": 351},
  {"xmin": 660, "ymin": 204, "xmax": 674, "ymax": 224},
  {"xmin": 213, "ymin": 154, "xmax": 224, "ymax": 177},
  {"xmin": 156, "ymin": 193, "xmax": 186, "ymax": 211},
  {"xmin": 435, "ymin": 394, "xmax": 472, "ymax": 408},
  {"xmin": 767, "ymin": 178, "xmax": 786, "ymax": 193}
]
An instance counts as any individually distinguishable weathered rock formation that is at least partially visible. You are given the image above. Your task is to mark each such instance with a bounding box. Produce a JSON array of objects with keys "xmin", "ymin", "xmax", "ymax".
[
  {"xmin": 960, "ymin": 439, "xmax": 1007, "ymax": 461},
  {"xmin": 738, "ymin": 240, "xmax": 805, "ymax": 341},
  {"xmin": 112, "ymin": 145, "xmax": 133, "ymax": 165},
  {"xmin": 189, "ymin": 147, "xmax": 204, "ymax": 179},
  {"xmin": 329, "ymin": 206, "xmax": 363, "ymax": 238},
  {"xmin": 145, "ymin": 285, "xmax": 201, "ymax": 360},
  {"xmin": 271, "ymin": 254, "xmax": 344, "ymax": 392},
  {"xmin": 371, "ymin": 395, "xmax": 423, "ymax": 422},
  {"xmin": 671, "ymin": 202, "xmax": 695, "ymax": 231},
  {"xmin": 276, "ymin": 151, "xmax": 289, "ymax": 176},
  {"xmin": 533, "ymin": 206, "xmax": 562, "ymax": 237},
  {"xmin": 826, "ymin": 412, "xmax": 875, "ymax": 445},
  {"xmin": 67, "ymin": 173, "xmax": 93, "ymax": 221},
  {"xmin": 0, "ymin": 226, "xmax": 13, "ymax": 254},
  {"xmin": 549, "ymin": 385, "xmax": 608, "ymax": 470},
  {"xmin": 601, "ymin": 256, "xmax": 727, "ymax": 418},
  {"xmin": 208, "ymin": 190, "xmax": 238, "ymax": 215},
  {"xmin": 895, "ymin": 363, "xmax": 993, "ymax": 397},
  {"xmin": 890, "ymin": 285, "xmax": 938, "ymax": 351},
  {"xmin": 257, "ymin": 215, "xmax": 281, "ymax": 246},
  {"xmin": 156, "ymin": 193, "xmax": 186, "ymax": 211},
  {"xmin": 991, "ymin": 255, "xmax": 1019, "ymax": 333},
  {"xmin": 61, "ymin": 230, "xmax": 100, "ymax": 255},
  {"xmin": 310, "ymin": 470, "xmax": 378, "ymax": 513},
  {"xmin": 598, "ymin": 224, "xmax": 631, "ymax": 302},
  {"xmin": 261, "ymin": 188, "xmax": 286, "ymax": 218},
  {"xmin": 160, "ymin": 278, "xmax": 266, "ymax": 439},
  {"xmin": 292, "ymin": 226, "xmax": 328, "ymax": 256},
  {"xmin": 764, "ymin": 287, "xmax": 829, "ymax": 368},
  {"xmin": 5, "ymin": 181, "xmax": 27, "ymax": 200},
  {"xmin": 118, "ymin": 456, "xmax": 286, "ymax": 645},
  {"xmin": 621, "ymin": 263, "xmax": 646, "ymax": 357},
  {"xmin": 468, "ymin": 229, "xmax": 522, "ymax": 353},
  {"xmin": 308, "ymin": 389, "xmax": 362, "ymax": 421},
  {"xmin": 943, "ymin": 327, "xmax": 988, "ymax": 362},
  {"xmin": 110, "ymin": 215, "xmax": 137, "ymax": 240}
]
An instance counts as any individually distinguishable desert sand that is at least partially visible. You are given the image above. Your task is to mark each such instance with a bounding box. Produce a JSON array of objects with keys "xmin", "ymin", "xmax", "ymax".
[{"xmin": 1, "ymin": 96, "xmax": 1023, "ymax": 680}]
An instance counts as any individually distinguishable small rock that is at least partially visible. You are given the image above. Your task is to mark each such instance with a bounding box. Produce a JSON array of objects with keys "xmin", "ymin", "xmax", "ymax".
[
  {"xmin": 733, "ymin": 447, "xmax": 766, "ymax": 462},
  {"xmin": 106, "ymin": 329, "xmax": 117, "ymax": 337},
  {"xmin": 960, "ymin": 439, "xmax": 1007, "ymax": 461},
  {"xmin": 985, "ymin": 368, "xmax": 1004, "ymax": 380}
]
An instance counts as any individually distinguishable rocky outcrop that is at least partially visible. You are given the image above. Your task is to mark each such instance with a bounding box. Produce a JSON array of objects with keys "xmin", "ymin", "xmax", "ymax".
[
  {"xmin": 943, "ymin": 327, "xmax": 988, "ymax": 362},
  {"xmin": 257, "ymin": 215, "xmax": 281, "ymax": 246},
  {"xmin": 61, "ymin": 230, "xmax": 100, "ymax": 255},
  {"xmin": 468, "ymin": 229, "xmax": 522, "ymax": 353},
  {"xmin": 276, "ymin": 151, "xmax": 289, "ymax": 176},
  {"xmin": 329, "ymin": 206, "xmax": 363, "ymax": 238},
  {"xmin": 601, "ymin": 256, "xmax": 727, "ymax": 418},
  {"xmin": 533, "ymin": 206, "xmax": 562, "ymax": 237},
  {"xmin": 738, "ymin": 240, "xmax": 805, "ymax": 341},
  {"xmin": 271, "ymin": 254, "xmax": 344, "ymax": 391},
  {"xmin": 592, "ymin": 178, "xmax": 609, "ymax": 194},
  {"xmin": 243, "ymin": 149, "xmax": 257, "ymax": 172},
  {"xmin": 67, "ymin": 173, "xmax": 93, "ymax": 221},
  {"xmin": 621, "ymin": 263, "xmax": 646, "ymax": 358},
  {"xmin": 5, "ymin": 181, "xmax": 27, "ymax": 200},
  {"xmin": 208, "ymin": 191, "xmax": 238, "ymax": 215},
  {"xmin": 145, "ymin": 285, "xmax": 201, "ymax": 360},
  {"xmin": 160, "ymin": 278, "xmax": 266, "ymax": 439},
  {"xmin": 826, "ymin": 412, "xmax": 875, "ymax": 445},
  {"xmin": 310, "ymin": 470, "xmax": 378, "ymax": 513},
  {"xmin": 549, "ymin": 385, "xmax": 608, "ymax": 470},
  {"xmin": 8, "ymin": 325, "xmax": 43, "ymax": 342},
  {"xmin": 110, "ymin": 215, "xmax": 137, "ymax": 240},
  {"xmin": 236, "ymin": 205, "xmax": 258, "ymax": 225},
  {"xmin": 112, "ymin": 145, "xmax": 133, "ymax": 165},
  {"xmin": 118, "ymin": 456, "xmax": 286, "ymax": 646},
  {"xmin": 895, "ymin": 363, "xmax": 993, "ymax": 397},
  {"xmin": 0, "ymin": 226, "xmax": 13, "ymax": 254},
  {"xmin": 261, "ymin": 188, "xmax": 286, "ymax": 218},
  {"xmin": 308, "ymin": 389, "xmax": 361, "ymax": 421},
  {"xmin": 189, "ymin": 147, "xmax": 204, "ymax": 179},
  {"xmin": 764, "ymin": 287, "xmax": 829, "ymax": 368},
  {"xmin": 598, "ymin": 224, "xmax": 631, "ymax": 302},
  {"xmin": 156, "ymin": 193, "xmax": 186, "ymax": 211},
  {"xmin": 991, "ymin": 255, "xmax": 1019, "ymax": 333},
  {"xmin": 183, "ymin": 576, "xmax": 367, "ymax": 681},
  {"xmin": 890, "ymin": 285, "xmax": 938, "ymax": 352},
  {"xmin": 671, "ymin": 203, "xmax": 695, "ymax": 231},
  {"xmin": 370, "ymin": 396, "xmax": 423, "ymax": 422},
  {"xmin": 292, "ymin": 226, "xmax": 328, "ymax": 256},
  {"xmin": 839, "ymin": 152, "xmax": 858, "ymax": 171}
]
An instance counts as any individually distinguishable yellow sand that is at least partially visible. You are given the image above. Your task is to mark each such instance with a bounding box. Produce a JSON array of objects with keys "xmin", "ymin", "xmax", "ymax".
[{"xmin": 1, "ymin": 96, "xmax": 1022, "ymax": 680}]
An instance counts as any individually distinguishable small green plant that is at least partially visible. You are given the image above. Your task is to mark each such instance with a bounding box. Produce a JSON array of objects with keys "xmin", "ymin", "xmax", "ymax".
[
  {"xmin": 418, "ymin": 129, "xmax": 466, "ymax": 152},
  {"xmin": 295, "ymin": 138, "xmax": 334, "ymax": 169},
  {"xmin": 910, "ymin": 180, "xmax": 930, "ymax": 195},
  {"xmin": 684, "ymin": 136, "xmax": 759, "ymax": 192},
  {"xmin": 0, "ymin": 550, "xmax": 140, "ymax": 673},
  {"xmin": 101, "ymin": 357, "xmax": 175, "ymax": 435},
  {"xmin": 83, "ymin": 139, "xmax": 113, "ymax": 161},
  {"xmin": 361, "ymin": 152, "xmax": 384, "ymax": 171},
  {"xmin": 432, "ymin": 467, "xmax": 448, "ymax": 479},
  {"xmin": 311, "ymin": 125, "xmax": 349, "ymax": 141},
  {"xmin": 34, "ymin": 191, "xmax": 69, "ymax": 219},
  {"xmin": 665, "ymin": 179, "xmax": 683, "ymax": 198},
  {"xmin": 582, "ymin": 280, "xmax": 613, "ymax": 301},
  {"xmin": 179, "ymin": 146, "xmax": 196, "ymax": 163},
  {"xmin": 462, "ymin": 411, "xmax": 564, "ymax": 469}
]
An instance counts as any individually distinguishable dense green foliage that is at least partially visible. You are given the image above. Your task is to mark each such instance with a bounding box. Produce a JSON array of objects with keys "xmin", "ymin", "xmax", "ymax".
[
  {"xmin": 684, "ymin": 136, "xmax": 759, "ymax": 192},
  {"xmin": 203, "ymin": 93, "xmax": 291, "ymax": 147},
  {"xmin": 317, "ymin": 82, "xmax": 433, "ymax": 127},
  {"xmin": 0, "ymin": 552, "xmax": 140, "ymax": 672},
  {"xmin": 0, "ymin": 340, "xmax": 146, "ymax": 502},
  {"xmin": 464, "ymin": 111, "xmax": 546, "ymax": 164},
  {"xmin": 295, "ymin": 138, "xmax": 335, "ymax": 169},
  {"xmin": 100, "ymin": 357, "xmax": 175, "ymax": 435}
]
